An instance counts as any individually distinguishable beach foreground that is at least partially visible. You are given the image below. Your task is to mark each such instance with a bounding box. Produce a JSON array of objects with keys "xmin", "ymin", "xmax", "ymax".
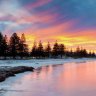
[{"xmin": 0, "ymin": 59, "xmax": 96, "ymax": 96}]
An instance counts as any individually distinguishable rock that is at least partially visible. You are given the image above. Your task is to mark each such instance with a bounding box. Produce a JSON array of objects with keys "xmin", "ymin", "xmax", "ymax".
[{"xmin": 0, "ymin": 66, "xmax": 34, "ymax": 82}]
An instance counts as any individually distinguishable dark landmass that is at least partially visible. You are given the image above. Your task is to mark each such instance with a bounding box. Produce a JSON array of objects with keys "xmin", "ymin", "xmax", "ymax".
[{"xmin": 0, "ymin": 66, "xmax": 34, "ymax": 82}]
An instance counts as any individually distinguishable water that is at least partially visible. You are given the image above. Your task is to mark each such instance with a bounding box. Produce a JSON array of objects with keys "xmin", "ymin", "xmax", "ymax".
[{"xmin": 1, "ymin": 60, "xmax": 96, "ymax": 96}]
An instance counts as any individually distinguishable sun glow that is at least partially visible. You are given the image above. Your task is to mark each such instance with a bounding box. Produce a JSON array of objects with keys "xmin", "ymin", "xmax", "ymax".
[{"xmin": 0, "ymin": 0, "xmax": 95, "ymax": 53}]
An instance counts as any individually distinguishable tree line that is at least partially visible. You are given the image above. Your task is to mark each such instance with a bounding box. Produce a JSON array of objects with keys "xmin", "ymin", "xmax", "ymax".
[{"xmin": 0, "ymin": 32, "xmax": 95, "ymax": 59}]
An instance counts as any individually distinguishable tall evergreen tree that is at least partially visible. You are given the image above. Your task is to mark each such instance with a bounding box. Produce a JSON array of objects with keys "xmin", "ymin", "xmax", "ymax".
[
  {"xmin": 2, "ymin": 35, "xmax": 8, "ymax": 59},
  {"xmin": 9, "ymin": 33, "xmax": 20, "ymax": 59},
  {"xmin": 45, "ymin": 42, "xmax": 51, "ymax": 58},
  {"xmin": 52, "ymin": 41, "xmax": 59, "ymax": 58},
  {"xmin": 74, "ymin": 46, "xmax": 81, "ymax": 57},
  {"xmin": 0, "ymin": 32, "xmax": 3, "ymax": 43},
  {"xmin": 69, "ymin": 48, "xmax": 74, "ymax": 57},
  {"xmin": 59, "ymin": 44, "xmax": 66, "ymax": 58},
  {"xmin": 0, "ymin": 32, "xmax": 4, "ymax": 57},
  {"xmin": 31, "ymin": 41, "xmax": 37, "ymax": 58},
  {"xmin": 37, "ymin": 41, "xmax": 44, "ymax": 58},
  {"xmin": 80, "ymin": 48, "xmax": 87, "ymax": 57},
  {"xmin": 88, "ymin": 51, "xmax": 92, "ymax": 57},
  {"xmin": 19, "ymin": 33, "xmax": 29, "ymax": 59},
  {"xmin": 91, "ymin": 51, "xmax": 95, "ymax": 57}
]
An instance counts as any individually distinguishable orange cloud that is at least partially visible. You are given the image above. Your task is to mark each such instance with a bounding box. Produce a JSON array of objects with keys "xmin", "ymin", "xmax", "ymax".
[{"xmin": 16, "ymin": 20, "xmax": 96, "ymax": 53}]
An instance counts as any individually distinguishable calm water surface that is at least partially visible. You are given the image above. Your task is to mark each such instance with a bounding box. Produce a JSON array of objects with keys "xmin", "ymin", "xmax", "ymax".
[{"xmin": 1, "ymin": 60, "xmax": 96, "ymax": 96}]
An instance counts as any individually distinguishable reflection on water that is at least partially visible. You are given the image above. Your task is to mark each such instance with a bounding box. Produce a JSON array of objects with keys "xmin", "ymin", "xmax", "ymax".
[{"xmin": 1, "ymin": 60, "xmax": 96, "ymax": 96}]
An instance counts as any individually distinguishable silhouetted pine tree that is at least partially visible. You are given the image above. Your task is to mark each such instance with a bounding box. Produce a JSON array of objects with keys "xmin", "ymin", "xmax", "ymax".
[
  {"xmin": 9, "ymin": 33, "xmax": 20, "ymax": 59},
  {"xmin": 52, "ymin": 41, "xmax": 59, "ymax": 58},
  {"xmin": 19, "ymin": 33, "xmax": 29, "ymax": 59},
  {"xmin": 2, "ymin": 35, "xmax": 8, "ymax": 59},
  {"xmin": 91, "ymin": 51, "xmax": 95, "ymax": 57},
  {"xmin": 81, "ymin": 49, "xmax": 88, "ymax": 57},
  {"xmin": 70, "ymin": 49, "xmax": 74, "ymax": 57},
  {"xmin": 0, "ymin": 32, "xmax": 4, "ymax": 57},
  {"xmin": 88, "ymin": 51, "xmax": 92, "ymax": 57},
  {"xmin": 74, "ymin": 46, "xmax": 81, "ymax": 57},
  {"xmin": 59, "ymin": 44, "xmax": 66, "ymax": 58},
  {"xmin": 31, "ymin": 41, "xmax": 37, "ymax": 58},
  {"xmin": 37, "ymin": 41, "xmax": 44, "ymax": 58},
  {"xmin": 45, "ymin": 42, "xmax": 51, "ymax": 58}
]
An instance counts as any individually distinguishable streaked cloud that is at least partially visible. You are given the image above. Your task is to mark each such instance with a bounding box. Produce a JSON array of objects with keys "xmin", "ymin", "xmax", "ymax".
[{"xmin": 0, "ymin": 0, "xmax": 95, "ymax": 52}]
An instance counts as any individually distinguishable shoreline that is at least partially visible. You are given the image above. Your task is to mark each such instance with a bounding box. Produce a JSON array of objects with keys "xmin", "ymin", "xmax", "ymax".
[
  {"xmin": 0, "ymin": 66, "xmax": 34, "ymax": 82},
  {"xmin": 0, "ymin": 58, "xmax": 96, "ymax": 68},
  {"xmin": 0, "ymin": 58, "xmax": 95, "ymax": 83}
]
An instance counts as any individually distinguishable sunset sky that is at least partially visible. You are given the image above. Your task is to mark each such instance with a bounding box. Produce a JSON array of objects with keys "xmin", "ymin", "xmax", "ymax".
[{"xmin": 0, "ymin": 0, "xmax": 96, "ymax": 52}]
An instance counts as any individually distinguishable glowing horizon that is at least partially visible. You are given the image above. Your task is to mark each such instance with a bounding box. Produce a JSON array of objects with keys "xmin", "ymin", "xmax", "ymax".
[{"xmin": 0, "ymin": 0, "xmax": 96, "ymax": 52}]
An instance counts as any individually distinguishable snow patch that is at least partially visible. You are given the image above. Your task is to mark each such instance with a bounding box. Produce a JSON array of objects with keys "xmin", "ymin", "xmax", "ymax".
[{"xmin": 0, "ymin": 58, "xmax": 95, "ymax": 69}]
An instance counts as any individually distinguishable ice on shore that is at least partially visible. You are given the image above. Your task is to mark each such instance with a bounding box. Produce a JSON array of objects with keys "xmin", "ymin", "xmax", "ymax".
[{"xmin": 0, "ymin": 58, "xmax": 95, "ymax": 69}]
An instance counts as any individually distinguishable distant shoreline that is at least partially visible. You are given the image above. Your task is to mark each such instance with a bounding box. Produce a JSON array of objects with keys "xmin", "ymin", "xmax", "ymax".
[{"xmin": 0, "ymin": 57, "xmax": 95, "ymax": 60}]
